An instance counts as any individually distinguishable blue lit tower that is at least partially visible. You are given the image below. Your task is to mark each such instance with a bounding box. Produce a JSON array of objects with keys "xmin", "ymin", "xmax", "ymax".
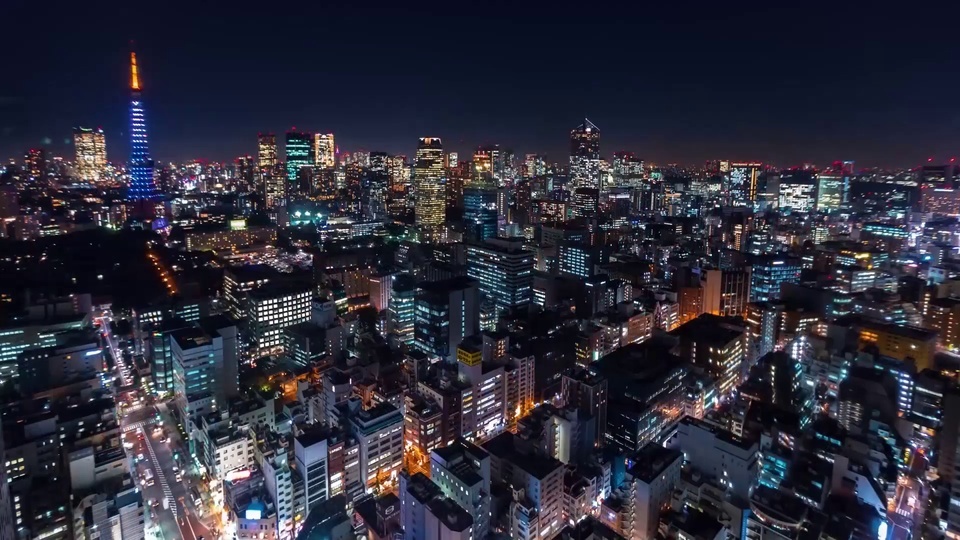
[{"xmin": 128, "ymin": 50, "xmax": 160, "ymax": 212}]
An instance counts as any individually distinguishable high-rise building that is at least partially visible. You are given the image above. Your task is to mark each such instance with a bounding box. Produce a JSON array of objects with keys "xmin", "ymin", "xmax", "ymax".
[
  {"xmin": 127, "ymin": 50, "xmax": 160, "ymax": 208},
  {"xmin": 389, "ymin": 275, "xmax": 417, "ymax": 345},
  {"xmin": 721, "ymin": 161, "xmax": 763, "ymax": 205},
  {"xmin": 750, "ymin": 255, "xmax": 801, "ymax": 302},
  {"xmin": 314, "ymin": 133, "xmax": 335, "ymax": 168},
  {"xmin": 466, "ymin": 237, "xmax": 534, "ymax": 320},
  {"xmin": 446, "ymin": 151, "xmax": 459, "ymax": 168},
  {"xmin": 816, "ymin": 165, "xmax": 849, "ymax": 212},
  {"xmin": 414, "ymin": 137, "xmax": 446, "ymax": 239},
  {"xmin": 246, "ymin": 282, "xmax": 312, "ymax": 357},
  {"xmin": 671, "ymin": 314, "xmax": 747, "ymax": 397},
  {"xmin": 258, "ymin": 134, "xmax": 284, "ymax": 208},
  {"xmin": 612, "ymin": 151, "xmax": 643, "ymax": 187},
  {"xmin": 463, "ymin": 187, "xmax": 498, "ymax": 242},
  {"xmin": 702, "ymin": 267, "xmax": 752, "ymax": 317},
  {"xmin": 23, "ymin": 148, "xmax": 44, "ymax": 181},
  {"xmin": 777, "ymin": 169, "xmax": 817, "ymax": 211},
  {"xmin": 73, "ymin": 127, "xmax": 107, "ymax": 182},
  {"xmin": 414, "ymin": 277, "xmax": 480, "ymax": 363},
  {"xmin": 524, "ymin": 154, "xmax": 546, "ymax": 178},
  {"xmin": 285, "ymin": 129, "xmax": 313, "ymax": 185},
  {"xmin": 570, "ymin": 119, "xmax": 601, "ymax": 189}
]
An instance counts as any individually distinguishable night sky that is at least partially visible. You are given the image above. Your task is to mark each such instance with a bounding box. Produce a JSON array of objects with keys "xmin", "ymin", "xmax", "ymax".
[{"xmin": 2, "ymin": 2, "xmax": 960, "ymax": 168}]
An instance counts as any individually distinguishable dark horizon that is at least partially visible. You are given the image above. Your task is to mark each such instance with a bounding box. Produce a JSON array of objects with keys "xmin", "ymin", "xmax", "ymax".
[{"xmin": 3, "ymin": 2, "xmax": 960, "ymax": 169}]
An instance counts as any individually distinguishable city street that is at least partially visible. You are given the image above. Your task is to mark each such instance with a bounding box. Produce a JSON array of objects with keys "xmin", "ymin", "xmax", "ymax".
[{"xmin": 104, "ymin": 311, "xmax": 212, "ymax": 540}]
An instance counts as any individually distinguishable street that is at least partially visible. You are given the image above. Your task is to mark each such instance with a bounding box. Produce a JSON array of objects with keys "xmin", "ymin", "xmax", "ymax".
[{"xmin": 102, "ymin": 311, "xmax": 213, "ymax": 540}]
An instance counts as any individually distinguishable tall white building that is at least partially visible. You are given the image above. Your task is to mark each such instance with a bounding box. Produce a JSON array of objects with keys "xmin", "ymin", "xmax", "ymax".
[
  {"xmin": 569, "ymin": 119, "xmax": 601, "ymax": 190},
  {"xmin": 345, "ymin": 401, "xmax": 404, "ymax": 494},
  {"xmin": 430, "ymin": 439, "xmax": 491, "ymax": 539}
]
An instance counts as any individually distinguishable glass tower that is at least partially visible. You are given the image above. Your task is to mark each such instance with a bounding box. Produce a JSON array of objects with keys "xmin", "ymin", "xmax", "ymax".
[
  {"xmin": 128, "ymin": 51, "xmax": 160, "ymax": 203},
  {"xmin": 285, "ymin": 130, "xmax": 314, "ymax": 185}
]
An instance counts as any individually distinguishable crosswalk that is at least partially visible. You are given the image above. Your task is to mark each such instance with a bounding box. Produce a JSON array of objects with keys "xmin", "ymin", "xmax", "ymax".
[
  {"xmin": 123, "ymin": 420, "xmax": 149, "ymax": 432},
  {"xmin": 144, "ymin": 434, "xmax": 177, "ymax": 519}
]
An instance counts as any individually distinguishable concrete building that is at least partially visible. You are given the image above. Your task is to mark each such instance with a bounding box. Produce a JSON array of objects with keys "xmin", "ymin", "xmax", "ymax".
[
  {"xmin": 483, "ymin": 432, "xmax": 564, "ymax": 540},
  {"xmin": 430, "ymin": 439, "xmax": 491, "ymax": 539},
  {"xmin": 414, "ymin": 277, "xmax": 480, "ymax": 363},
  {"xmin": 246, "ymin": 282, "xmax": 312, "ymax": 357},
  {"xmin": 670, "ymin": 417, "xmax": 758, "ymax": 501}
]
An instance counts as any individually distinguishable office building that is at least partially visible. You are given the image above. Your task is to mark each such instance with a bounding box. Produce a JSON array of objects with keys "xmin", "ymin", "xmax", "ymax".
[
  {"xmin": 285, "ymin": 129, "xmax": 313, "ymax": 184},
  {"xmin": 672, "ymin": 417, "xmax": 757, "ymax": 500},
  {"xmin": 389, "ymin": 274, "xmax": 417, "ymax": 345},
  {"xmin": 414, "ymin": 137, "xmax": 446, "ymax": 239},
  {"xmin": 816, "ymin": 165, "xmax": 849, "ymax": 212},
  {"xmin": 223, "ymin": 264, "xmax": 275, "ymax": 319},
  {"xmin": 571, "ymin": 188, "xmax": 599, "ymax": 218},
  {"xmin": 926, "ymin": 297, "xmax": 960, "ymax": 351},
  {"xmin": 246, "ymin": 283, "xmax": 312, "ymax": 357},
  {"xmin": 430, "ymin": 439, "xmax": 491, "ymax": 539},
  {"xmin": 73, "ymin": 127, "xmax": 107, "ymax": 182},
  {"xmin": 570, "ymin": 119, "xmax": 601, "ymax": 189},
  {"xmin": 483, "ymin": 432, "xmax": 565, "ymax": 540},
  {"xmin": 404, "ymin": 393, "xmax": 444, "ymax": 476},
  {"xmin": 671, "ymin": 314, "xmax": 747, "ymax": 397},
  {"xmin": 561, "ymin": 368, "xmax": 608, "ymax": 448},
  {"xmin": 414, "ymin": 277, "xmax": 479, "ymax": 363},
  {"xmin": 462, "ymin": 187, "xmax": 498, "ymax": 242},
  {"xmin": 702, "ymin": 267, "xmax": 752, "ymax": 317},
  {"xmin": 171, "ymin": 327, "xmax": 224, "ymax": 435},
  {"xmin": 778, "ymin": 176, "xmax": 816, "ymax": 211},
  {"xmin": 720, "ymin": 161, "xmax": 762, "ymax": 205},
  {"xmin": 314, "ymin": 133, "xmax": 335, "ymax": 168},
  {"xmin": 749, "ymin": 255, "xmax": 801, "ymax": 302},
  {"xmin": 466, "ymin": 237, "xmax": 534, "ymax": 320},
  {"xmin": 400, "ymin": 472, "xmax": 475, "ymax": 540},
  {"xmin": 558, "ymin": 241, "xmax": 609, "ymax": 279},
  {"xmin": 602, "ymin": 443, "xmax": 683, "ymax": 540},
  {"xmin": 258, "ymin": 133, "xmax": 284, "ymax": 208},
  {"xmin": 127, "ymin": 50, "xmax": 160, "ymax": 208},
  {"xmin": 341, "ymin": 401, "xmax": 404, "ymax": 493}
]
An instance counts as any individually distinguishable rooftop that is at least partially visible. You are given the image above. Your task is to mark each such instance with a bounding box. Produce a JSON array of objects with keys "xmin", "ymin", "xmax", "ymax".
[
  {"xmin": 627, "ymin": 442, "xmax": 682, "ymax": 484},
  {"xmin": 483, "ymin": 432, "xmax": 563, "ymax": 480}
]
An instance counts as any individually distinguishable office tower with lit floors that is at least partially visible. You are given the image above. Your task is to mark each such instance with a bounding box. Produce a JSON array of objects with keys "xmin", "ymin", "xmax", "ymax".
[
  {"xmin": 127, "ymin": 50, "xmax": 161, "ymax": 216},
  {"xmin": 314, "ymin": 133, "xmax": 335, "ymax": 168},
  {"xmin": 258, "ymin": 133, "xmax": 285, "ymax": 208},
  {"xmin": 285, "ymin": 129, "xmax": 313, "ymax": 193},
  {"xmin": 414, "ymin": 137, "xmax": 446, "ymax": 240},
  {"xmin": 569, "ymin": 119, "xmax": 601, "ymax": 189},
  {"xmin": 73, "ymin": 127, "xmax": 107, "ymax": 182}
]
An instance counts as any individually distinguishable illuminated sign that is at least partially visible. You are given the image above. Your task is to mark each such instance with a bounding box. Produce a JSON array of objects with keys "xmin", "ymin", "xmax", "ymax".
[
  {"xmin": 245, "ymin": 508, "xmax": 262, "ymax": 520},
  {"xmin": 230, "ymin": 219, "xmax": 247, "ymax": 230}
]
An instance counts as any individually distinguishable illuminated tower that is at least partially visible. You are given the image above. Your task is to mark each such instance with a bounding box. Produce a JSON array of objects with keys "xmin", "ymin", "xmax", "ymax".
[
  {"xmin": 285, "ymin": 129, "xmax": 313, "ymax": 188},
  {"xmin": 570, "ymin": 119, "xmax": 600, "ymax": 189},
  {"xmin": 74, "ymin": 127, "xmax": 107, "ymax": 182},
  {"xmin": 258, "ymin": 133, "xmax": 284, "ymax": 208},
  {"xmin": 127, "ymin": 50, "xmax": 160, "ymax": 207},
  {"xmin": 414, "ymin": 137, "xmax": 445, "ymax": 239},
  {"xmin": 314, "ymin": 133, "xmax": 335, "ymax": 168}
]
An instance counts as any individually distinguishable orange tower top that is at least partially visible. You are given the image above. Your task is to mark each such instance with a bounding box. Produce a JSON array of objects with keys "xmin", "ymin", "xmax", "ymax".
[{"xmin": 130, "ymin": 51, "xmax": 141, "ymax": 91}]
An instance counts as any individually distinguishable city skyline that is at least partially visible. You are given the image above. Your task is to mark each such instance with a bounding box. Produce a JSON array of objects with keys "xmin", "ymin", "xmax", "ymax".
[{"xmin": 2, "ymin": 4, "xmax": 960, "ymax": 167}]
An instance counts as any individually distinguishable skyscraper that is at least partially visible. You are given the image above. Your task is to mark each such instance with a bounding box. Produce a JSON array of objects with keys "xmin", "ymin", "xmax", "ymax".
[
  {"xmin": 258, "ymin": 133, "xmax": 277, "ymax": 171},
  {"xmin": 23, "ymin": 148, "xmax": 44, "ymax": 181},
  {"xmin": 74, "ymin": 127, "xmax": 107, "ymax": 182},
  {"xmin": 466, "ymin": 237, "xmax": 534, "ymax": 319},
  {"xmin": 314, "ymin": 133, "xmax": 335, "ymax": 168},
  {"xmin": 721, "ymin": 161, "xmax": 763, "ymax": 206},
  {"xmin": 127, "ymin": 50, "xmax": 160, "ymax": 207},
  {"xmin": 569, "ymin": 119, "xmax": 600, "ymax": 189},
  {"xmin": 414, "ymin": 137, "xmax": 445, "ymax": 239},
  {"xmin": 285, "ymin": 129, "xmax": 313, "ymax": 192},
  {"xmin": 258, "ymin": 134, "xmax": 284, "ymax": 208}
]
